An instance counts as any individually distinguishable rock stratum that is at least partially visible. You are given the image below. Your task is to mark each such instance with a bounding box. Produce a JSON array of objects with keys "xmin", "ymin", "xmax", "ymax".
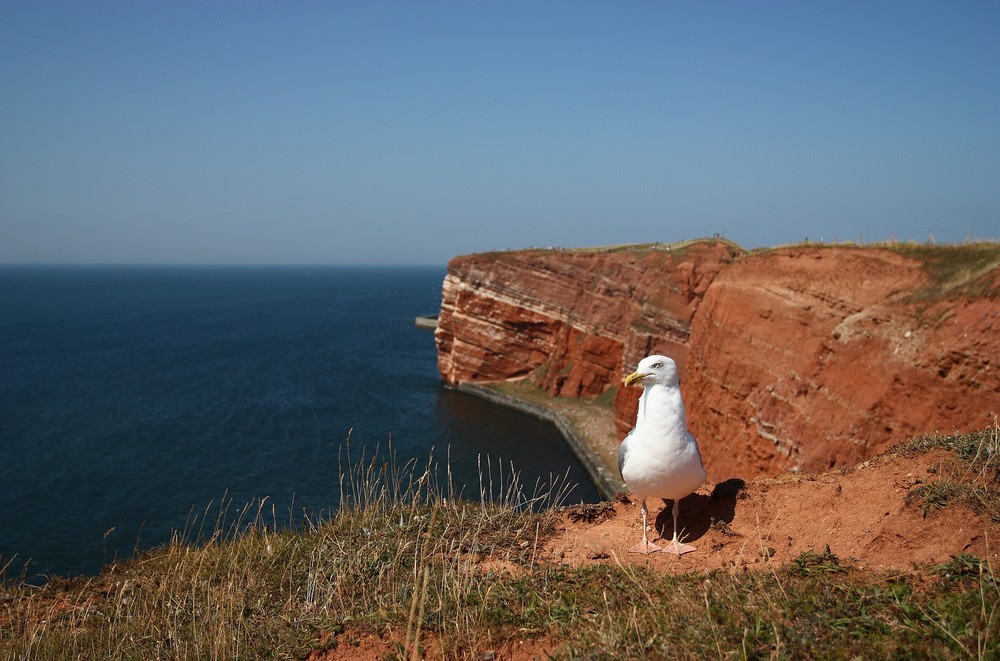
[{"xmin": 435, "ymin": 240, "xmax": 1000, "ymax": 482}]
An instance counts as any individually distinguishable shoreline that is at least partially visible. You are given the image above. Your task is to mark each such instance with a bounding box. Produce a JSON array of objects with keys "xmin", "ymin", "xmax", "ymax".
[{"xmin": 455, "ymin": 381, "xmax": 625, "ymax": 499}]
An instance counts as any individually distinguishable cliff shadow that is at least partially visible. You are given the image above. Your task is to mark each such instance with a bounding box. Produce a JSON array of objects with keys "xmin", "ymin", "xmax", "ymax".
[{"xmin": 653, "ymin": 478, "xmax": 746, "ymax": 545}]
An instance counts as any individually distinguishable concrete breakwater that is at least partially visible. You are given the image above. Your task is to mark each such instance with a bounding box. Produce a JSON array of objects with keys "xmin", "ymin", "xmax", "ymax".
[{"xmin": 456, "ymin": 382, "xmax": 625, "ymax": 499}]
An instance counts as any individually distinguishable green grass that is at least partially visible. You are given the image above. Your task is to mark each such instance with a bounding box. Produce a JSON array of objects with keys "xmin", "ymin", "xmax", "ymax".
[
  {"xmin": 894, "ymin": 424, "xmax": 1000, "ymax": 465},
  {"xmin": 896, "ymin": 424, "xmax": 1000, "ymax": 524},
  {"xmin": 3, "ymin": 432, "xmax": 999, "ymax": 660},
  {"xmin": 472, "ymin": 237, "xmax": 746, "ymax": 260},
  {"xmin": 886, "ymin": 242, "xmax": 1000, "ymax": 301}
]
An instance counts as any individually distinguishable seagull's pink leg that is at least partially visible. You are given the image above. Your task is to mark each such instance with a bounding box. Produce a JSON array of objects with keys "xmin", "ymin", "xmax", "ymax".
[
  {"xmin": 660, "ymin": 499, "xmax": 697, "ymax": 556},
  {"xmin": 628, "ymin": 498, "xmax": 662, "ymax": 554}
]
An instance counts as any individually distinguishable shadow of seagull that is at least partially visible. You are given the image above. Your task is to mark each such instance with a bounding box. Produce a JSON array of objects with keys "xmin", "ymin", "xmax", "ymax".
[{"xmin": 653, "ymin": 478, "xmax": 746, "ymax": 546}]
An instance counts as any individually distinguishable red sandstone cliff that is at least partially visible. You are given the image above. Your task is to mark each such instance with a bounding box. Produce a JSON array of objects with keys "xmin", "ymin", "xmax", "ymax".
[
  {"xmin": 435, "ymin": 241, "xmax": 740, "ymax": 395},
  {"xmin": 685, "ymin": 244, "xmax": 1000, "ymax": 480},
  {"xmin": 435, "ymin": 240, "xmax": 1000, "ymax": 482}
]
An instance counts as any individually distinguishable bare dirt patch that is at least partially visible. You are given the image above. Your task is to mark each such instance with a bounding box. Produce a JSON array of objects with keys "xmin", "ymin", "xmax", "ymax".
[{"xmin": 547, "ymin": 448, "xmax": 997, "ymax": 573}]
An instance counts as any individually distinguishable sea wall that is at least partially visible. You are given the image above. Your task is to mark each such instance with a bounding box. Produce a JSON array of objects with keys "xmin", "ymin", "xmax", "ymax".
[
  {"xmin": 435, "ymin": 240, "xmax": 1000, "ymax": 482},
  {"xmin": 456, "ymin": 383, "xmax": 624, "ymax": 498}
]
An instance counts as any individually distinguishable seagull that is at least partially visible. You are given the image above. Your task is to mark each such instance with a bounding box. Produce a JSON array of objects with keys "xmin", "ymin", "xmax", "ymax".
[{"xmin": 618, "ymin": 354, "xmax": 707, "ymax": 555}]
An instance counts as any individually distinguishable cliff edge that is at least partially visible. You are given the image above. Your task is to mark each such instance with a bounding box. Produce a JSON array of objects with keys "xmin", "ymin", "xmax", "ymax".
[{"xmin": 435, "ymin": 240, "xmax": 1000, "ymax": 482}]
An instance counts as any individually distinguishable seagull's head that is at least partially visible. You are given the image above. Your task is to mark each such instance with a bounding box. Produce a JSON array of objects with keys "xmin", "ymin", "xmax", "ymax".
[{"xmin": 624, "ymin": 354, "xmax": 679, "ymax": 388}]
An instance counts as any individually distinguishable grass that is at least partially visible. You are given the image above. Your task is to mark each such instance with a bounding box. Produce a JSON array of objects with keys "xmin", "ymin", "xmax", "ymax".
[
  {"xmin": 3, "ymin": 431, "xmax": 1000, "ymax": 659},
  {"xmin": 886, "ymin": 242, "xmax": 1000, "ymax": 301},
  {"xmin": 896, "ymin": 421, "xmax": 1000, "ymax": 524},
  {"xmin": 471, "ymin": 237, "xmax": 746, "ymax": 261}
]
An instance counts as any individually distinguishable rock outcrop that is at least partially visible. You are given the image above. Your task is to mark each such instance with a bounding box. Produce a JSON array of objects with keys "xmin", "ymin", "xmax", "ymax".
[
  {"xmin": 435, "ymin": 240, "xmax": 1000, "ymax": 482},
  {"xmin": 435, "ymin": 240, "xmax": 741, "ymax": 404}
]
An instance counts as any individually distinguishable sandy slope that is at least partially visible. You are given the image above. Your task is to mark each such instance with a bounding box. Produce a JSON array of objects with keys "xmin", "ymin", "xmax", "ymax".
[{"xmin": 547, "ymin": 447, "xmax": 996, "ymax": 572}]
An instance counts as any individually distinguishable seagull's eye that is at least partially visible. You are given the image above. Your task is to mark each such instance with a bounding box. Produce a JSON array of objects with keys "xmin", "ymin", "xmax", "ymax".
[{"xmin": 652, "ymin": 362, "xmax": 662, "ymax": 369}]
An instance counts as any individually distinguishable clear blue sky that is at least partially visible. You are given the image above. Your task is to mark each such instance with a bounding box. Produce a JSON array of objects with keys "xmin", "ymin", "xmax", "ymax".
[{"xmin": 2, "ymin": 1, "xmax": 998, "ymax": 265}]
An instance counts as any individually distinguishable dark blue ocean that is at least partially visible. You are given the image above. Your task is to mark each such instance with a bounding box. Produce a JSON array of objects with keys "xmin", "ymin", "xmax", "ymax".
[{"xmin": 0, "ymin": 265, "xmax": 600, "ymax": 582}]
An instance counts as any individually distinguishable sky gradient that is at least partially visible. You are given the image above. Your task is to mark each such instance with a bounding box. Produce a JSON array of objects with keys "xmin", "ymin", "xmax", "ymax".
[{"xmin": 2, "ymin": 1, "xmax": 998, "ymax": 265}]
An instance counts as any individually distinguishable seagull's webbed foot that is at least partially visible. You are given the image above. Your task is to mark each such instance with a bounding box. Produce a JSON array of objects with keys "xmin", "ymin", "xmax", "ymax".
[
  {"xmin": 660, "ymin": 539, "xmax": 697, "ymax": 556},
  {"xmin": 627, "ymin": 540, "xmax": 663, "ymax": 554},
  {"xmin": 660, "ymin": 500, "xmax": 697, "ymax": 555}
]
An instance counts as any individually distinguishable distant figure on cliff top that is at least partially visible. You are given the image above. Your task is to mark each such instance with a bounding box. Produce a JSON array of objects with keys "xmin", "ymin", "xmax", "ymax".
[{"xmin": 618, "ymin": 354, "xmax": 707, "ymax": 555}]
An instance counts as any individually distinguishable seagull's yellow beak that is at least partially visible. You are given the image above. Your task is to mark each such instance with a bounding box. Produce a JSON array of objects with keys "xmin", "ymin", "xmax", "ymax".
[{"xmin": 624, "ymin": 370, "xmax": 649, "ymax": 387}]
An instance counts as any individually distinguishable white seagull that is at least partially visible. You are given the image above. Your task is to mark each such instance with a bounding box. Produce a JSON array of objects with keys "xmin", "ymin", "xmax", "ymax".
[{"xmin": 618, "ymin": 354, "xmax": 707, "ymax": 555}]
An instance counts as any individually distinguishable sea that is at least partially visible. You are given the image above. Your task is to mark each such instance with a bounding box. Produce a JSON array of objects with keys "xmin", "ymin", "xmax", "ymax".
[{"xmin": 0, "ymin": 265, "xmax": 601, "ymax": 582}]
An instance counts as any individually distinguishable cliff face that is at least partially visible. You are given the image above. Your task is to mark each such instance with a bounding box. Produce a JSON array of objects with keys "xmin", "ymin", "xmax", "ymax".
[
  {"xmin": 436, "ymin": 241, "xmax": 1000, "ymax": 481},
  {"xmin": 435, "ymin": 240, "xmax": 741, "ymax": 395},
  {"xmin": 685, "ymin": 245, "xmax": 999, "ymax": 479}
]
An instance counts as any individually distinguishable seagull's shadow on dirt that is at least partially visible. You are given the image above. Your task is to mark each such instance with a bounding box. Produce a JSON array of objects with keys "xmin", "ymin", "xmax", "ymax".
[{"xmin": 653, "ymin": 478, "xmax": 746, "ymax": 545}]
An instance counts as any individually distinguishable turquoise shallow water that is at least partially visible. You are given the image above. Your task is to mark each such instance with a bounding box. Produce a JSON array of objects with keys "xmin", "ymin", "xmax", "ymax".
[{"xmin": 0, "ymin": 265, "xmax": 600, "ymax": 581}]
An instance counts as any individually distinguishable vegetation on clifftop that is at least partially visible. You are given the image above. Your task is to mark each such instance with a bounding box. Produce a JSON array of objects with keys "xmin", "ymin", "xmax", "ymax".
[
  {"xmin": 889, "ymin": 242, "xmax": 1000, "ymax": 301},
  {"xmin": 469, "ymin": 237, "xmax": 744, "ymax": 262},
  {"xmin": 3, "ymin": 429, "xmax": 999, "ymax": 660}
]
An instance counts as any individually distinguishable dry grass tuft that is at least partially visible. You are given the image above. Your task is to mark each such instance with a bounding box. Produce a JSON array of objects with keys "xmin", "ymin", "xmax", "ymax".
[{"xmin": 897, "ymin": 417, "xmax": 1000, "ymax": 523}]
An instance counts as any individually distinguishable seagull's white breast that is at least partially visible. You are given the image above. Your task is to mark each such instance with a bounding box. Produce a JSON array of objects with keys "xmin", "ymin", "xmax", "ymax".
[
  {"xmin": 618, "ymin": 376, "xmax": 707, "ymax": 500},
  {"xmin": 620, "ymin": 429, "xmax": 706, "ymax": 500}
]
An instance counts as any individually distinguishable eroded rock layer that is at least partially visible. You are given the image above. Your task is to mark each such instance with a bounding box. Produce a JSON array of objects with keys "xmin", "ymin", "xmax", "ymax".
[
  {"xmin": 685, "ymin": 245, "xmax": 1000, "ymax": 479},
  {"xmin": 435, "ymin": 241, "xmax": 1000, "ymax": 481}
]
